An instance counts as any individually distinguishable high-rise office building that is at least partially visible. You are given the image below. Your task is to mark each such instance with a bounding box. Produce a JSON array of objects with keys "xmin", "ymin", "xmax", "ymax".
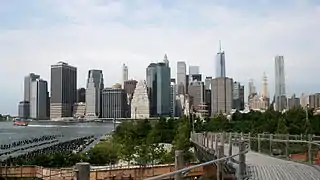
[
  {"xmin": 156, "ymin": 62, "xmax": 171, "ymax": 116},
  {"xmin": 211, "ymin": 77, "xmax": 233, "ymax": 114},
  {"xmin": 189, "ymin": 66, "xmax": 200, "ymax": 75},
  {"xmin": 30, "ymin": 79, "xmax": 48, "ymax": 119},
  {"xmin": 77, "ymin": 88, "xmax": 86, "ymax": 103},
  {"xmin": 50, "ymin": 61, "xmax": 77, "ymax": 119},
  {"xmin": 215, "ymin": 42, "xmax": 226, "ymax": 77},
  {"xmin": 85, "ymin": 70, "xmax": 104, "ymax": 118},
  {"xmin": 177, "ymin": 61, "xmax": 187, "ymax": 95},
  {"xmin": 309, "ymin": 93, "xmax": 320, "ymax": 109},
  {"xmin": 274, "ymin": 55, "xmax": 286, "ymax": 111},
  {"xmin": 170, "ymin": 82, "xmax": 177, "ymax": 117},
  {"xmin": 24, "ymin": 73, "xmax": 40, "ymax": 102},
  {"xmin": 261, "ymin": 72, "xmax": 269, "ymax": 99},
  {"xmin": 122, "ymin": 64, "xmax": 128, "ymax": 86},
  {"xmin": 205, "ymin": 77, "xmax": 212, "ymax": 90},
  {"xmin": 101, "ymin": 87, "xmax": 127, "ymax": 118},
  {"xmin": 232, "ymin": 81, "xmax": 245, "ymax": 110},
  {"xmin": 146, "ymin": 55, "xmax": 171, "ymax": 116},
  {"xmin": 287, "ymin": 94, "xmax": 300, "ymax": 110},
  {"xmin": 124, "ymin": 79, "xmax": 138, "ymax": 117},
  {"xmin": 188, "ymin": 81, "xmax": 205, "ymax": 112},
  {"xmin": 146, "ymin": 63, "xmax": 157, "ymax": 116},
  {"xmin": 18, "ymin": 101, "xmax": 30, "ymax": 119}
]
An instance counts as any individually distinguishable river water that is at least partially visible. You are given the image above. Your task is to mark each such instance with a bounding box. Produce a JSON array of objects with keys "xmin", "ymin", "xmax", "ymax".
[{"xmin": 0, "ymin": 121, "xmax": 115, "ymax": 145}]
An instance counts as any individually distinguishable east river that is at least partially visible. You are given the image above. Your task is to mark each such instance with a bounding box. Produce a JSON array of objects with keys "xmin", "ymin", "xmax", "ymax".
[{"xmin": 0, "ymin": 121, "xmax": 115, "ymax": 145}]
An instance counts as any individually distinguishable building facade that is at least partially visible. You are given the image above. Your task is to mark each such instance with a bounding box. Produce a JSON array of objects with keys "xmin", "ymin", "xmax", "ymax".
[
  {"xmin": 131, "ymin": 80, "xmax": 150, "ymax": 119},
  {"xmin": 188, "ymin": 81, "xmax": 204, "ymax": 112},
  {"xmin": 77, "ymin": 88, "xmax": 86, "ymax": 103},
  {"xmin": 50, "ymin": 62, "xmax": 77, "ymax": 119},
  {"xmin": 24, "ymin": 73, "xmax": 40, "ymax": 102},
  {"xmin": 170, "ymin": 82, "xmax": 177, "ymax": 117},
  {"xmin": 18, "ymin": 101, "xmax": 30, "ymax": 119},
  {"xmin": 101, "ymin": 88, "xmax": 127, "ymax": 118},
  {"xmin": 156, "ymin": 62, "xmax": 171, "ymax": 116},
  {"xmin": 232, "ymin": 81, "xmax": 245, "ymax": 110},
  {"xmin": 146, "ymin": 56, "xmax": 171, "ymax": 117},
  {"xmin": 146, "ymin": 63, "xmax": 158, "ymax": 116},
  {"xmin": 309, "ymin": 93, "xmax": 320, "ymax": 109},
  {"xmin": 287, "ymin": 94, "xmax": 300, "ymax": 110},
  {"xmin": 205, "ymin": 77, "xmax": 212, "ymax": 90},
  {"xmin": 211, "ymin": 77, "xmax": 233, "ymax": 114},
  {"xmin": 177, "ymin": 61, "xmax": 187, "ymax": 95},
  {"xmin": 274, "ymin": 55, "xmax": 286, "ymax": 111},
  {"xmin": 85, "ymin": 70, "xmax": 104, "ymax": 118},
  {"xmin": 215, "ymin": 51, "xmax": 226, "ymax": 77},
  {"xmin": 30, "ymin": 79, "xmax": 48, "ymax": 119},
  {"xmin": 122, "ymin": 64, "xmax": 128, "ymax": 86}
]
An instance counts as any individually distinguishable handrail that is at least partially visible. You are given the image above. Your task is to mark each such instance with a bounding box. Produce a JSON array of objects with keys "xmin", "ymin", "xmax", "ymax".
[{"xmin": 145, "ymin": 143, "xmax": 250, "ymax": 180}]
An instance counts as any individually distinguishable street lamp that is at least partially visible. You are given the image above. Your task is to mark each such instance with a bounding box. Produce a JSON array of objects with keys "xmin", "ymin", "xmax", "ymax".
[{"xmin": 305, "ymin": 104, "xmax": 310, "ymax": 134}]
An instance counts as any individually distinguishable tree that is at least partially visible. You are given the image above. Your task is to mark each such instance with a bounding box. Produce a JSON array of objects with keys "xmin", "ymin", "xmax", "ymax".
[{"xmin": 276, "ymin": 117, "xmax": 288, "ymax": 134}]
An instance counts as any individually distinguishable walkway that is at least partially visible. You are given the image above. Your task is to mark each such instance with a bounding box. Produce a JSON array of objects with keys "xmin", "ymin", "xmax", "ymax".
[{"xmin": 192, "ymin": 132, "xmax": 320, "ymax": 180}]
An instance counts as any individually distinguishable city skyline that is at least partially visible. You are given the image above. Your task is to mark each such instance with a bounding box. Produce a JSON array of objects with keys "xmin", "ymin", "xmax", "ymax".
[{"xmin": 1, "ymin": 0, "xmax": 320, "ymax": 115}]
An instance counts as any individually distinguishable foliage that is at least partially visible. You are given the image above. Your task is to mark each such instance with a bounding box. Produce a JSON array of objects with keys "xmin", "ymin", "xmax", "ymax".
[{"xmin": 195, "ymin": 107, "xmax": 320, "ymax": 135}]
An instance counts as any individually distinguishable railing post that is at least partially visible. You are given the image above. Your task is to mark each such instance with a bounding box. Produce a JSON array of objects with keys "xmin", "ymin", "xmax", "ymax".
[
  {"xmin": 228, "ymin": 132, "xmax": 232, "ymax": 158},
  {"xmin": 258, "ymin": 134, "xmax": 261, "ymax": 153},
  {"xmin": 211, "ymin": 133, "xmax": 214, "ymax": 149},
  {"xmin": 285, "ymin": 134, "xmax": 289, "ymax": 159},
  {"xmin": 174, "ymin": 150, "xmax": 184, "ymax": 180},
  {"xmin": 308, "ymin": 134, "xmax": 313, "ymax": 164},
  {"xmin": 75, "ymin": 162, "xmax": 90, "ymax": 180},
  {"xmin": 239, "ymin": 141, "xmax": 246, "ymax": 179},
  {"xmin": 216, "ymin": 145, "xmax": 224, "ymax": 180},
  {"xmin": 269, "ymin": 134, "xmax": 273, "ymax": 156},
  {"xmin": 240, "ymin": 132, "xmax": 243, "ymax": 140},
  {"xmin": 215, "ymin": 133, "xmax": 219, "ymax": 151}
]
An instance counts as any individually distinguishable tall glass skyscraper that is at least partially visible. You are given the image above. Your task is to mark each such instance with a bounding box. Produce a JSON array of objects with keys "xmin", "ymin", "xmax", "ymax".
[
  {"xmin": 177, "ymin": 61, "xmax": 186, "ymax": 95},
  {"xmin": 274, "ymin": 55, "xmax": 286, "ymax": 111},
  {"xmin": 215, "ymin": 50, "xmax": 226, "ymax": 78}
]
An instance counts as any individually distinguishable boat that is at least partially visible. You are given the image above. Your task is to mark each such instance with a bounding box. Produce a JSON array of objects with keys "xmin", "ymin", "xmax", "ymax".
[{"xmin": 13, "ymin": 119, "xmax": 29, "ymax": 126}]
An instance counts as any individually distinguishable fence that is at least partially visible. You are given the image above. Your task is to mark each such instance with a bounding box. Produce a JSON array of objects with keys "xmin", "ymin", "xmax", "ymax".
[{"xmin": 0, "ymin": 163, "xmax": 203, "ymax": 180}]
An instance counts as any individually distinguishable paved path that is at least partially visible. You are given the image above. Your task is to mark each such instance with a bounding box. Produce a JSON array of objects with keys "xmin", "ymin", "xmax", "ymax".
[{"xmin": 202, "ymin": 137, "xmax": 320, "ymax": 180}]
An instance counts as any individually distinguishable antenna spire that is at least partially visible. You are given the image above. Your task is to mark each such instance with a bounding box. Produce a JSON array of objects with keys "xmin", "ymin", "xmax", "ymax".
[{"xmin": 219, "ymin": 40, "xmax": 222, "ymax": 52}]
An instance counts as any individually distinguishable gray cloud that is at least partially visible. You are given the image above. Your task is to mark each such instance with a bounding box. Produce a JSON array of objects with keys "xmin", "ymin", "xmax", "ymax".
[{"xmin": 0, "ymin": 0, "xmax": 319, "ymax": 115}]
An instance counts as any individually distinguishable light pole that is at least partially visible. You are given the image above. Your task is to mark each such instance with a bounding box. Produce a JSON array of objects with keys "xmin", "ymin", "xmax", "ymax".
[{"xmin": 305, "ymin": 104, "xmax": 310, "ymax": 134}]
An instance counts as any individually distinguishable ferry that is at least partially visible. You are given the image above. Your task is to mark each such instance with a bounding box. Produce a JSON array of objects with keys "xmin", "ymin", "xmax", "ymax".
[{"xmin": 13, "ymin": 118, "xmax": 29, "ymax": 126}]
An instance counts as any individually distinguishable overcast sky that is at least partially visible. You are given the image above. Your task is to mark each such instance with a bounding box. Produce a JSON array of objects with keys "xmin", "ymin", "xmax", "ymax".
[{"xmin": 0, "ymin": 0, "xmax": 319, "ymax": 115}]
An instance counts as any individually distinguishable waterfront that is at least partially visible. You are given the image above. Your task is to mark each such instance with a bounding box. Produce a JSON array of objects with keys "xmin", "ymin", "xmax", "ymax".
[{"xmin": 0, "ymin": 121, "xmax": 115, "ymax": 145}]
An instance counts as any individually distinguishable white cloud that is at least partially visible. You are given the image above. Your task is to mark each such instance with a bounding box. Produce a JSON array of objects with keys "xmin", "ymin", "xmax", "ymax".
[{"xmin": 0, "ymin": 0, "xmax": 319, "ymax": 115}]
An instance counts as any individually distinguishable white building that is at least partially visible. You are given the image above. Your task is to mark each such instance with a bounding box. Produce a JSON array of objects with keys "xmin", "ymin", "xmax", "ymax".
[
  {"xmin": 85, "ymin": 70, "xmax": 104, "ymax": 119},
  {"xmin": 131, "ymin": 80, "xmax": 150, "ymax": 119}
]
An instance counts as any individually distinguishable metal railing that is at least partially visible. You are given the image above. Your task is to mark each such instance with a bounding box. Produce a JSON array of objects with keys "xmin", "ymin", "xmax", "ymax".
[{"xmin": 145, "ymin": 132, "xmax": 250, "ymax": 180}]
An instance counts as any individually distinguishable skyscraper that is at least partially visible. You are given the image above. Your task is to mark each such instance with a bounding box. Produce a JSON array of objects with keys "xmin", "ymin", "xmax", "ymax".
[
  {"xmin": 101, "ymin": 87, "xmax": 127, "ymax": 118},
  {"xmin": 146, "ymin": 55, "xmax": 171, "ymax": 116},
  {"xmin": 24, "ymin": 73, "xmax": 40, "ymax": 102},
  {"xmin": 122, "ymin": 64, "xmax": 128, "ymax": 86},
  {"xmin": 30, "ymin": 79, "xmax": 48, "ymax": 119},
  {"xmin": 211, "ymin": 77, "xmax": 233, "ymax": 114},
  {"xmin": 215, "ymin": 42, "xmax": 226, "ymax": 78},
  {"xmin": 131, "ymin": 80, "xmax": 150, "ymax": 119},
  {"xmin": 274, "ymin": 55, "xmax": 286, "ymax": 111},
  {"xmin": 156, "ymin": 62, "xmax": 171, "ymax": 116},
  {"xmin": 177, "ymin": 61, "xmax": 187, "ymax": 95},
  {"xmin": 85, "ymin": 70, "xmax": 104, "ymax": 118},
  {"xmin": 50, "ymin": 61, "xmax": 77, "ymax": 119},
  {"xmin": 146, "ymin": 63, "xmax": 157, "ymax": 116}
]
